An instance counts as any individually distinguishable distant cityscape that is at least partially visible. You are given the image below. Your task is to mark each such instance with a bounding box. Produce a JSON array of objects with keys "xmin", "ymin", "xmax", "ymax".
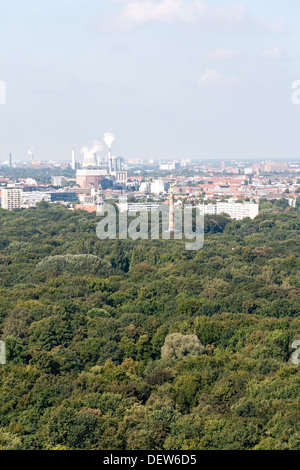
[{"xmin": 0, "ymin": 147, "xmax": 299, "ymax": 220}]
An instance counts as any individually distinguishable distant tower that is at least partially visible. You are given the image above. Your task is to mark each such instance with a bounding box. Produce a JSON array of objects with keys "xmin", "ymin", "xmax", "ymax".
[
  {"xmin": 112, "ymin": 155, "xmax": 116, "ymax": 172},
  {"xmin": 71, "ymin": 148, "xmax": 76, "ymax": 170},
  {"xmin": 9, "ymin": 153, "xmax": 12, "ymax": 167},
  {"xmin": 96, "ymin": 187, "xmax": 104, "ymax": 212},
  {"xmin": 168, "ymin": 183, "xmax": 175, "ymax": 235},
  {"xmin": 221, "ymin": 159, "xmax": 225, "ymax": 171},
  {"xmin": 92, "ymin": 187, "xmax": 104, "ymax": 216},
  {"xmin": 28, "ymin": 148, "xmax": 34, "ymax": 163},
  {"xmin": 116, "ymin": 156, "xmax": 124, "ymax": 171},
  {"xmin": 104, "ymin": 132, "xmax": 116, "ymax": 175},
  {"xmin": 108, "ymin": 148, "xmax": 113, "ymax": 174}
]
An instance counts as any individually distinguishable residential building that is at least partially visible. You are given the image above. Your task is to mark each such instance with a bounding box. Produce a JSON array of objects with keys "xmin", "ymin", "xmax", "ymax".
[
  {"xmin": 200, "ymin": 202, "xmax": 259, "ymax": 220},
  {"xmin": 1, "ymin": 188, "xmax": 23, "ymax": 210}
]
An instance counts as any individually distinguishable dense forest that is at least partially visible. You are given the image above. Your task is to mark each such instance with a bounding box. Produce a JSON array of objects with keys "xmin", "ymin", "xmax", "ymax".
[{"xmin": 0, "ymin": 201, "xmax": 299, "ymax": 450}]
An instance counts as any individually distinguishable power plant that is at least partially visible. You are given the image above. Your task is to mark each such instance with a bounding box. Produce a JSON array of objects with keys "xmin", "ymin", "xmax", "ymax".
[{"xmin": 75, "ymin": 132, "xmax": 127, "ymax": 189}]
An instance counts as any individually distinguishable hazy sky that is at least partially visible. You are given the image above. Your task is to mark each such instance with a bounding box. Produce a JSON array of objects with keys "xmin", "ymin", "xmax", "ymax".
[{"xmin": 1, "ymin": 0, "xmax": 300, "ymax": 162}]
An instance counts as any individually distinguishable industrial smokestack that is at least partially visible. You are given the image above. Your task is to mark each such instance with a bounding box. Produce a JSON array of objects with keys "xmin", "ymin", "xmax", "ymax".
[
  {"xmin": 108, "ymin": 149, "xmax": 112, "ymax": 173},
  {"xmin": 28, "ymin": 148, "xmax": 34, "ymax": 163},
  {"xmin": 72, "ymin": 148, "xmax": 76, "ymax": 170},
  {"xmin": 104, "ymin": 132, "xmax": 115, "ymax": 174}
]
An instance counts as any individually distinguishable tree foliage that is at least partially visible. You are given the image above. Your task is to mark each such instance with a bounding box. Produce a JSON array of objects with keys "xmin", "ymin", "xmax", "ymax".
[{"xmin": 0, "ymin": 201, "xmax": 299, "ymax": 449}]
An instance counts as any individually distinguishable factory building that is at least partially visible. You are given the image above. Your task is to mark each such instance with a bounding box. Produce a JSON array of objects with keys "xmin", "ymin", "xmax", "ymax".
[
  {"xmin": 76, "ymin": 169, "xmax": 108, "ymax": 189},
  {"xmin": 114, "ymin": 171, "xmax": 127, "ymax": 184},
  {"xmin": 76, "ymin": 149, "xmax": 126, "ymax": 188}
]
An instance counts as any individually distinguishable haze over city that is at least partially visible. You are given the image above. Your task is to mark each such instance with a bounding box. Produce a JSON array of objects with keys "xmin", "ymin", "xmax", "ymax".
[
  {"xmin": 1, "ymin": 0, "xmax": 300, "ymax": 161},
  {"xmin": 1, "ymin": 1, "xmax": 300, "ymax": 456}
]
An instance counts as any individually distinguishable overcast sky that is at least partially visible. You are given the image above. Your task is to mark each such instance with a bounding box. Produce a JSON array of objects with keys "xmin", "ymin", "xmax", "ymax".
[{"xmin": 1, "ymin": 0, "xmax": 300, "ymax": 162}]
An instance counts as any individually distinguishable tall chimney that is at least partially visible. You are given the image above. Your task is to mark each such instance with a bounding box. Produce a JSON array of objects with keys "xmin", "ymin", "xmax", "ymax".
[
  {"xmin": 108, "ymin": 148, "xmax": 113, "ymax": 174},
  {"xmin": 72, "ymin": 148, "xmax": 76, "ymax": 170},
  {"xmin": 169, "ymin": 185, "xmax": 175, "ymax": 235}
]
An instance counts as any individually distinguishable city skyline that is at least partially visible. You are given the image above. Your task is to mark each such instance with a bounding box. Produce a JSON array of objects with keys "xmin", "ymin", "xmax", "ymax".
[
  {"xmin": 1, "ymin": 1, "xmax": 300, "ymax": 161},
  {"xmin": 2, "ymin": 153, "xmax": 300, "ymax": 166}
]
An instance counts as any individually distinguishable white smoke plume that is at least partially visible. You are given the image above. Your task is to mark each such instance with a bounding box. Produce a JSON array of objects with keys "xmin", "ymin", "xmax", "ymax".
[
  {"xmin": 28, "ymin": 148, "xmax": 34, "ymax": 156},
  {"xmin": 104, "ymin": 132, "xmax": 115, "ymax": 150},
  {"xmin": 80, "ymin": 140, "xmax": 103, "ymax": 155}
]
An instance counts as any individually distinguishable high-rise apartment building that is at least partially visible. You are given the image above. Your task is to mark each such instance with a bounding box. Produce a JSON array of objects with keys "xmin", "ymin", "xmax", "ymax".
[
  {"xmin": 200, "ymin": 202, "xmax": 259, "ymax": 220},
  {"xmin": 1, "ymin": 188, "xmax": 23, "ymax": 210},
  {"xmin": 151, "ymin": 179, "xmax": 166, "ymax": 195}
]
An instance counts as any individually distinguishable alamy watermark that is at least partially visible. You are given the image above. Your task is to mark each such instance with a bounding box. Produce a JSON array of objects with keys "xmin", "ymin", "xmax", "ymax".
[
  {"xmin": 291, "ymin": 340, "xmax": 300, "ymax": 365},
  {"xmin": 291, "ymin": 80, "xmax": 300, "ymax": 105},
  {"xmin": 0, "ymin": 80, "xmax": 6, "ymax": 104},
  {"xmin": 96, "ymin": 197, "xmax": 204, "ymax": 251},
  {"xmin": 0, "ymin": 341, "xmax": 6, "ymax": 365}
]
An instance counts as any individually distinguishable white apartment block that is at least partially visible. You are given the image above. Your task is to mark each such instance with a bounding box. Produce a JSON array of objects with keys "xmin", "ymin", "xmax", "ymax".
[
  {"xmin": 159, "ymin": 162, "xmax": 180, "ymax": 171},
  {"xmin": 200, "ymin": 202, "xmax": 259, "ymax": 220},
  {"xmin": 1, "ymin": 188, "xmax": 23, "ymax": 210},
  {"xmin": 139, "ymin": 182, "xmax": 151, "ymax": 193},
  {"xmin": 118, "ymin": 202, "xmax": 161, "ymax": 213},
  {"xmin": 22, "ymin": 192, "xmax": 51, "ymax": 207},
  {"xmin": 150, "ymin": 180, "xmax": 166, "ymax": 195}
]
